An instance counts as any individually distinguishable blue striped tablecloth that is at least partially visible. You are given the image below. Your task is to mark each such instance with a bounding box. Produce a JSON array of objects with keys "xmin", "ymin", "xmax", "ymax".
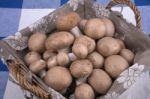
[{"xmin": 0, "ymin": 0, "xmax": 150, "ymax": 99}]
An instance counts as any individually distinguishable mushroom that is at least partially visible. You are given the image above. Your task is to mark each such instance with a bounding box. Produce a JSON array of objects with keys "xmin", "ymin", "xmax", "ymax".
[
  {"xmin": 24, "ymin": 51, "xmax": 41, "ymax": 65},
  {"xmin": 45, "ymin": 31, "xmax": 74, "ymax": 51},
  {"xmin": 55, "ymin": 12, "xmax": 82, "ymax": 37},
  {"xmin": 28, "ymin": 32, "xmax": 47, "ymax": 53},
  {"xmin": 43, "ymin": 50, "xmax": 57, "ymax": 61},
  {"xmin": 29, "ymin": 59, "xmax": 46, "ymax": 78},
  {"xmin": 120, "ymin": 49, "xmax": 135, "ymax": 64},
  {"xmin": 87, "ymin": 51, "xmax": 104, "ymax": 69},
  {"xmin": 72, "ymin": 35, "xmax": 96, "ymax": 58},
  {"xmin": 101, "ymin": 18, "xmax": 115, "ymax": 37},
  {"xmin": 44, "ymin": 66, "xmax": 72, "ymax": 93},
  {"xmin": 84, "ymin": 18, "xmax": 106, "ymax": 39},
  {"xmin": 116, "ymin": 39, "xmax": 126, "ymax": 49},
  {"xmin": 78, "ymin": 19, "xmax": 87, "ymax": 31},
  {"xmin": 97, "ymin": 37, "xmax": 121, "ymax": 57},
  {"xmin": 70, "ymin": 59, "xmax": 93, "ymax": 85},
  {"xmin": 104, "ymin": 55, "xmax": 129, "ymax": 78},
  {"xmin": 47, "ymin": 55, "xmax": 57, "ymax": 69},
  {"xmin": 74, "ymin": 84, "xmax": 95, "ymax": 99},
  {"xmin": 88, "ymin": 69, "xmax": 112, "ymax": 94}
]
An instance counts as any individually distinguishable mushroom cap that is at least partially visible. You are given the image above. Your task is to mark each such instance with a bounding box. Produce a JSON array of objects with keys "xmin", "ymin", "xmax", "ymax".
[
  {"xmin": 44, "ymin": 66, "xmax": 72, "ymax": 92},
  {"xmin": 97, "ymin": 37, "xmax": 121, "ymax": 57},
  {"xmin": 88, "ymin": 69, "xmax": 112, "ymax": 94},
  {"xmin": 56, "ymin": 52, "xmax": 69, "ymax": 66},
  {"xmin": 29, "ymin": 59, "xmax": 46, "ymax": 74},
  {"xmin": 72, "ymin": 44, "xmax": 88, "ymax": 59},
  {"xmin": 72, "ymin": 35, "xmax": 96, "ymax": 58},
  {"xmin": 88, "ymin": 51, "xmax": 104, "ymax": 69},
  {"xmin": 84, "ymin": 18, "xmax": 106, "ymax": 39},
  {"xmin": 28, "ymin": 32, "xmax": 47, "ymax": 52},
  {"xmin": 116, "ymin": 39, "xmax": 126, "ymax": 49},
  {"xmin": 24, "ymin": 51, "xmax": 41, "ymax": 65},
  {"xmin": 43, "ymin": 50, "xmax": 57, "ymax": 61},
  {"xmin": 79, "ymin": 19, "xmax": 87, "ymax": 30},
  {"xmin": 45, "ymin": 31, "xmax": 74, "ymax": 50},
  {"xmin": 120, "ymin": 49, "xmax": 134, "ymax": 64},
  {"xmin": 70, "ymin": 59, "xmax": 93, "ymax": 78},
  {"xmin": 47, "ymin": 56, "xmax": 57, "ymax": 69},
  {"xmin": 104, "ymin": 55, "xmax": 129, "ymax": 78},
  {"xmin": 102, "ymin": 18, "xmax": 115, "ymax": 37},
  {"xmin": 56, "ymin": 12, "xmax": 81, "ymax": 31},
  {"xmin": 75, "ymin": 84, "xmax": 95, "ymax": 99}
]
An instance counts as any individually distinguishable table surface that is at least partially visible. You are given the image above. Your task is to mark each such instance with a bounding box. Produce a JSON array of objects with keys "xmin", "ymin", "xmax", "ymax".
[{"xmin": 0, "ymin": 0, "xmax": 150, "ymax": 99}]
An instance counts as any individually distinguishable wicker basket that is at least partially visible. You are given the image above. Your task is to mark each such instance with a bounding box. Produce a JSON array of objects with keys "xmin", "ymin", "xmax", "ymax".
[{"xmin": 1, "ymin": 0, "xmax": 150, "ymax": 99}]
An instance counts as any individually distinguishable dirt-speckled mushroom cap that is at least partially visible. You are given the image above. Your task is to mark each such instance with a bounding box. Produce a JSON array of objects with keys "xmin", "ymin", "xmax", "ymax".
[
  {"xmin": 44, "ymin": 66, "xmax": 72, "ymax": 92},
  {"xmin": 72, "ymin": 36, "xmax": 96, "ymax": 58},
  {"xmin": 101, "ymin": 18, "xmax": 115, "ymax": 37},
  {"xmin": 104, "ymin": 55, "xmax": 129, "ymax": 78},
  {"xmin": 45, "ymin": 31, "xmax": 74, "ymax": 50},
  {"xmin": 55, "ymin": 12, "xmax": 81, "ymax": 31},
  {"xmin": 88, "ymin": 51, "xmax": 104, "ymax": 69},
  {"xmin": 29, "ymin": 59, "xmax": 46, "ymax": 74},
  {"xmin": 88, "ymin": 69, "xmax": 112, "ymax": 94},
  {"xmin": 70, "ymin": 59, "xmax": 93, "ymax": 78},
  {"xmin": 120, "ymin": 49, "xmax": 134, "ymax": 64},
  {"xmin": 97, "ymin": 37, "xmax": 121, "ymax": 57},
  {"xmin": 75, "ymin": 84, "xmax": 95, "ymax": 99},
  {"xmin": 28, "ymin": 32, "xmax": 47, "ymax": 53},
  {"xmin": 84, "ymin": 18, "xmax": 106, "ymax": 39},
  {"xmin": 24, "ymin": 51, "xmax": 41, "ymax": 65}
]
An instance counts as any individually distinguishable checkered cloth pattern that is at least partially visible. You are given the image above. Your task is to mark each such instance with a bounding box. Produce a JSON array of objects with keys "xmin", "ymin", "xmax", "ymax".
[{"xmin": 0, "ymin": 0, "xmax": 150, "ymax": 99}]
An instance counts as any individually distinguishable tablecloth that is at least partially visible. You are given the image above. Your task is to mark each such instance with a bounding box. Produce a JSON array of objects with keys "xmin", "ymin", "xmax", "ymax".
[{"xmin": 0, "ymin": 0, "xmax": 150, "ymax": 99}]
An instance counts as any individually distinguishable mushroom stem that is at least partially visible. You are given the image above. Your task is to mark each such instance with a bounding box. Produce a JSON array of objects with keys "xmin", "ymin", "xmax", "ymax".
[
  {"xmin": 70, "ymin": 26, "xmax": 82, "ymax": 38},
  {"xmin": 39, "ymin": 69, "xmax": 46, "ymax": 78},
  {"xmin": 60, "ymin": 88, "xmax": 67, "ymax": 94},
  {"xmin": 57, "ymin": 47, "xmax": 70, "ymax": 53},
  {"xmin": 76, "ymin": 75, "xmax": 88, "ymax": 85},
  {"xmin": 68, "ymin": 53, "xmax": 77, "ymax": 61}
]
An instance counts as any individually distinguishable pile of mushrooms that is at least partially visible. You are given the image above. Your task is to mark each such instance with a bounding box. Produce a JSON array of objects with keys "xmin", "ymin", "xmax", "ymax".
[{"xmin": 24, "ymin": 12, "xmax": 135, "ymax": 98}]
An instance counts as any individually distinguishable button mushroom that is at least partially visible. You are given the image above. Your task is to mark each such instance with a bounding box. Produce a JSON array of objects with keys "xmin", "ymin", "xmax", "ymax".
[
  {"xmin": 24, "ymin": 51, "xmax": 41, "ymax": 65},
  {"xmin": 28, "ymin": 32, "xmax": 47, "ymax": 53},
  {"xmin": 84, "ymin": 18, "xmax": 106, "ymax": 39},
  {"xmin": 70, "ymin": 59, "xmax": 93, "ymax": 85},
  {"xmin": 47, "ymin": 55, "xmax": 57, "ymax": 69},
  {"xmin": 29, "ymin": 59, "xmax": 46, "ymax": 78},
  {"xmin": 55, "ymin": 12, "xmax": 82, "ymax": 37},
  {"xmin": 88, "ymin": 69, "xmax": 112, "ymax": 94},
  {"xmin": 45, "ymin": 31, "xmax": 75, "ymax": 51},
  {"xmin": 104, "ymin": 55, "xmax": 129, "ymax": 78},
  {"xmin": 97, "ymin": 37, "xmax": 121, "ymax": 57},
  {"xmin": 44, "ymin": 66, "xmax": 72, "ymax": 92},
  {"xmin": 72, "ymin": 35, "xmax": 96, "ymax": 58},
  {"xmin": 43, "ymin": 50, "xmax": 57, "ymax": 61},
  {"xmin": 116, "ymin": 39, "xmax": 126, "ymax": 49},
  {"xmin": 79, "ymin": 19, "xmax": 87, "ymax": 31},
  {"xmin": 120, "ymin": 49, "xmax": 135, "ymax": 64},
  {"xmin": 88, "ymin": 51, "xmax": 104, "ymax": 69},
  {"xmin": 74, "ymin": 84, "xmax": 95, "ymax": 99},
  {"xmin": 101, "ymin": 18, "xmax": 115, "ymax": 37}
]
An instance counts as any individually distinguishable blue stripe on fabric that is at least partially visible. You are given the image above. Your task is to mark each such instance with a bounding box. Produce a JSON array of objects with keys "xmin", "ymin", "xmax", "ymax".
[
  {"xmin": 0, "ymin": 8, "xmax": 21, "ymax": 37},
  {"xmin": 135, "ymin": 0, "xmax": 150, "ymax": 6},
  {"xmin": 0, "ymin": 72, "xmax": 9, "ymax": 99},
  {"xmin": 0, "ymin": 0, "xmax": 23, "ymax": 8},
  {"xmin": 0, "ymin": 60, "xmax": 8, "ymax": 71},
  {"xmin": 61, "ymin": 0, "xmax": 68, "ymax": 5}
]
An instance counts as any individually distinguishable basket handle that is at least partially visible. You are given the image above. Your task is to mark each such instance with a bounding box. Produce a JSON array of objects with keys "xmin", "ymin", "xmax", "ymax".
[{"xmin": 106, "ymin": 0, "xmax": 141, "ymax": 29}]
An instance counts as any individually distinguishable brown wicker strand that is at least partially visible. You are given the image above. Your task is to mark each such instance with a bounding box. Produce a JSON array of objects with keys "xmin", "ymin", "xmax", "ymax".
[
  {"xmin": 106, "ymin": 0, "xmax": 141, "ymax": 29},
  {"xmin": 7, "ymin": 60, "xmax": 50, "ymax": 99}
]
